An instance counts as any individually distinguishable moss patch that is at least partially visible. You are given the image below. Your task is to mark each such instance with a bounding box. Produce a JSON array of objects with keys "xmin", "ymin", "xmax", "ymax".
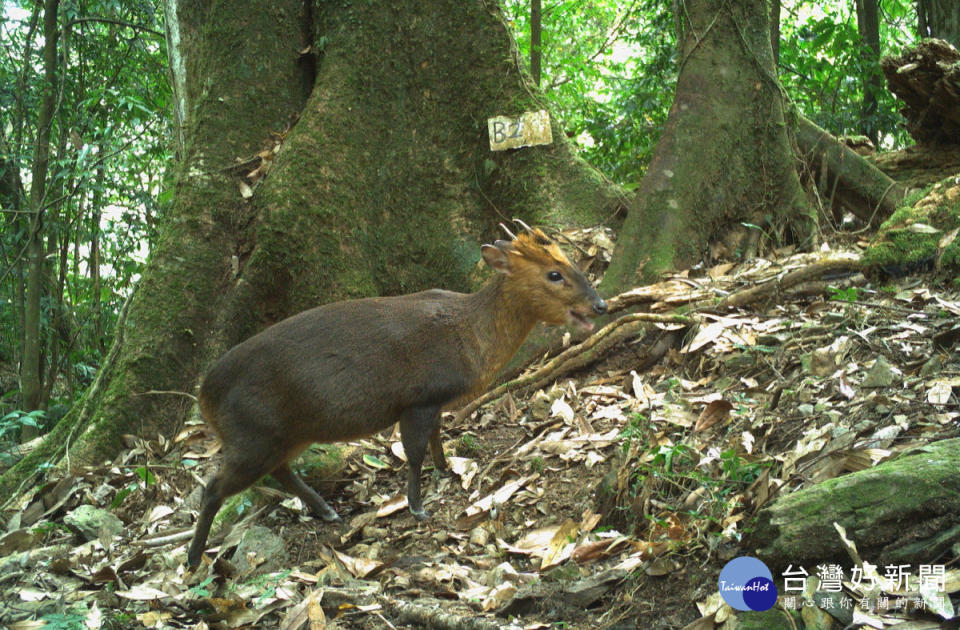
[
  {"xmin": 862, "ymin": 176, "xmax": 960, "ymax": 276},
  {"xmin": 297, "ymin": 444, "xmax": 350, "ymax": 480}
]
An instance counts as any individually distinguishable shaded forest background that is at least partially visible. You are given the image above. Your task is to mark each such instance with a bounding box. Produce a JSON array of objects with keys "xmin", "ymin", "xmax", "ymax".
[{"xmin": 0, "ymin": 0, "xmax": 955, "ymax": 464}]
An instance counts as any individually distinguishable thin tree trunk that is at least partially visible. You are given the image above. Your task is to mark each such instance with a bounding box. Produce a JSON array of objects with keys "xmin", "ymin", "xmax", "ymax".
[
  {"xmin": 531, "ymin": 0, "xmax": 542, "ymax": 86},
  {"xmin": 917, "ymin": 0, "xmax": 960, "ymax": 48},
  {"xmin": 2, "ymin": 9, "xmax": 38, "ymax": 369},
  {"xmin": 90, "ymin": 145, "xmax": 106, "ymax": 354},
  {"xmin": 40, "ymin": 32, "xmax": 76, "ymax": 410},
  {"xmin": 769, "ymin": 0, "xmax": 780, "ymax": 67},
  {"xmin": 0, "ymin": 135, "xmax": 26, "ymax": 362},
  {"xmin": 856, "ymin": 0, "xmax": 881, "ymax": 146},
  {"xmin": 21, "ymin": 0, "xmax": 60, "ymax": 414}
]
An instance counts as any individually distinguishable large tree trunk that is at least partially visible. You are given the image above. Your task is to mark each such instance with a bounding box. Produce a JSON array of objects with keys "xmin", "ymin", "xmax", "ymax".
[
  {"xmin": 0, "ymin": 0, "xmax": 623, "ymax": 493},
  {"xmin": 918, "ymin": 0, "xmax": 960, "ymax": 49},
  {"xmin": 601, "ymin": 0, "xmax": 812, "ymax": 291}
]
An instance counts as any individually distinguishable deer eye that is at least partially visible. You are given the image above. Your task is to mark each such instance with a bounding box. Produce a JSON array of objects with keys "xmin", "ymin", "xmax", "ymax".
[{"xmin": 546, "ymin": 271, "xmax": 563, "ymax": 283}]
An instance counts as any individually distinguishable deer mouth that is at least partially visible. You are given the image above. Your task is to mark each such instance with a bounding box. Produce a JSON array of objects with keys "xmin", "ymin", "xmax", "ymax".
[{"xmin": 568, "ymin": 309, "xmax": 595, "ymax": 333}]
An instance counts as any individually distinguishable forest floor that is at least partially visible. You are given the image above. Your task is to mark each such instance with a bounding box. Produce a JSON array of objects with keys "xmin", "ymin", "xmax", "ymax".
[{"xmin": 3, "ymin": 195, "xmax": 960, "ymax": 628}]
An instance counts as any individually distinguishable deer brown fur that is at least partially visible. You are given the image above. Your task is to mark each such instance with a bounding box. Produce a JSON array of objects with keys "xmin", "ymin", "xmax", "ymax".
[{"xmin": 186, "ymin": 226, "xmax": 606, "ymax": 567}]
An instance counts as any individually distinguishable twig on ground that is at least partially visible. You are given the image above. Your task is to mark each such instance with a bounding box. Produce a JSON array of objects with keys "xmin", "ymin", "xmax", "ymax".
[{"xmin": 453, "ymin": 312, "xmax": 694, "ymax": 426}]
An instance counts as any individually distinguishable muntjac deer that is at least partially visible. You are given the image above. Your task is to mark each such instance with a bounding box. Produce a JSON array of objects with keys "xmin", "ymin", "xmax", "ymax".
[{"xmin": 186, "ymin": 224, "xmax": 606, "ymax": 566}]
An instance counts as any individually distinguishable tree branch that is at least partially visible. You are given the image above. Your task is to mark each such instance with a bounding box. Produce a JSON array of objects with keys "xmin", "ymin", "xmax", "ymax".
[{"xmin": 66, "ymin": 17, "xmax": 164, "ymax": 39}]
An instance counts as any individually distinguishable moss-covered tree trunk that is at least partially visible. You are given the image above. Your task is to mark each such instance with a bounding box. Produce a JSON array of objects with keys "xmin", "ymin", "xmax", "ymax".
[
  {"xmin": 0, "ymin": 0, "xmax": 623, "ymax": 494},
  {"xmin": 601, "ymin": 0, "xmax": 813, "ymax": 291}
]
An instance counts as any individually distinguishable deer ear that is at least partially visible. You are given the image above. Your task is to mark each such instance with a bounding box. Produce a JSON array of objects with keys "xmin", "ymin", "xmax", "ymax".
[{"xmin": 481, "ymin": 243, "xmax": 512, "ymax": 275}]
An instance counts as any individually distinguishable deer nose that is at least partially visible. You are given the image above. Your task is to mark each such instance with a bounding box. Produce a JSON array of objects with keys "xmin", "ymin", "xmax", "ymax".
[{"xmin": 592, "ymin": 299, "xmax": 607, "ymax": 315}]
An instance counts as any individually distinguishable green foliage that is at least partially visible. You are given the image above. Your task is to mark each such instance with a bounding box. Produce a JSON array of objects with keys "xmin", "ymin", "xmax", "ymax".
[
  {"xmin": 504, "ymin": 0, "xmax": 676, "ymax": 186},
  {"xmin": 0, "ymin": 408, "xmax": 46, "ymax": 440},
  {"xmin": 503, "ymin": 0, "xmax": 914, "ymax": 190},
  {"xmin": 189, "ymin": 576, "xmax": 216, "ymax": 598},
  {"xmin": 828, "ymin": 286, "xmax": 861, "ymax": 302},
  {"xmin": 0, "ymin": 0, "xmax": 172, "ymax": 419},
  {"xmin": 0, "ymin": 408, "xmax": 46, "ymax": 464},
  {"xmin": 777, "ymin": 0, "xmax": 914, "ymax": 148},
  {"xmin": 111, "ymin": 464, "xmax": 157, "ymax": 508},
  {"xmin": 456, "ymin": 433, "xmax": 482, "ymax": 457},
  {"xmin": 616, "ymin": 422, "xmax": 769, "ymax": 534},
  {"xmin": 719, "ymin": 448, "xmax": 764, "ymax": 485},
  {"xmin": 135, "ymin": 465, "xmax": 156, "ymax": 485},
  {"xmin": 224, "ymin": 569, "xmax": 295, "ymax": 605},
  {"xmin": 649, "ymin": 442, "xmax": 693, "ymax": 474},
  {"xmin": 619, "ymin": 412, "xmax": 647, "ymax": 453},
  {"xmin": 37, "ymin": 612, "xmax": 88, "ymax": 630}
]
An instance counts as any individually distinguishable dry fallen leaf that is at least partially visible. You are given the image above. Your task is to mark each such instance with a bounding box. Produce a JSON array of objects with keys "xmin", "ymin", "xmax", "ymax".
[
  {"xmin": 482, "ymin": 581, "xmax": 517, "ymax": 611},
  {"xmin": 498, "ymin": 519, "xmax": 579, "ymax": 570},
  {"xmin": 551, "ymin": 397, "xmax": 575, "ymax": 423},
  {"xmin": 447, "ymin": 456, "xmax": 479, "ymax": 489},
  {"xmin": 279, "ymin": 589, "xmax": 325, "ymax": 630},
  {"xmin": 375, "ymin": 494, "xmax": 407, "ymax": 518},
  {"xmin": 540, "ymin": 519, "xmax": 579, "ymax": 569},
  {"xmin": 465, "ymin": 474, "xmax": 538, "ymax": 516},
  {"xmin": 114, "ymin": 585, "xmax": 172, "ymax": 601},
  {"xmin": 331, "ymin": 548, "xmax": 383, "ymax": 579},
  {"xmin": 693, "ymin": 399, "xmax": 732, "ymax": 432},
  {"xmin": 927, "ymin": 380, "xmax": 954, "ymax": 405},
  {"xmin": 571, "ymin": 537, "xmax": 629, "ymax": 564}
]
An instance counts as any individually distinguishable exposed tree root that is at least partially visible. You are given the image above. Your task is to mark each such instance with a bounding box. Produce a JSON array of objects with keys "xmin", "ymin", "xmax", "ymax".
[
  {"xmin": 796, "ymin": 116, "xmax": 904, "ymax": 225},
  {"xmin": 454, "ymin": 255, "xmax": 864, "ymax": 423},
  {"xmin": 380, "ymin": 599, "xmax": 507, "ymax": 630},
  {"xmin": 711, "ymin": 257, "xmax": 863, "ymax": 309},
  {"xmin": 453, "ymin": 312, "xmax": 694, "ymax": 426},
  {"xmin": 606, "ymin": 283, "xmax": 713, "ymax": 314}
]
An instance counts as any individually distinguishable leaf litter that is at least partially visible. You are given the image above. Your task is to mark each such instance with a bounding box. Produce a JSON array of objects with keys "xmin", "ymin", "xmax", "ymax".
[{"xmin": 1, "ymin": 227, "xmax": 959, "ymax": 629}]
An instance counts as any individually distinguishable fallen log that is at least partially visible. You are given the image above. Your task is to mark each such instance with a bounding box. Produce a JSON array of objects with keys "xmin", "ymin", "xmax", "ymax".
[
  {"xmin": 747, "ymin": 438, "xmax": 960, "ymax": 571},
  {"xmin": 796, "ymin": 115, "xmax": 905, "ymax": 225}
]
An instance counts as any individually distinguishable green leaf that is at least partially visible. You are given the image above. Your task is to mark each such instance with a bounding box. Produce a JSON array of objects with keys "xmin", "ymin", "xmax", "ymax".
[
  {"xmin": 363, "ymin": 454, "xmax": 390, "ymax": 469},
  {"xmin": 135, "ymin": 466, "xmax": 156, "ymax": 485},
  {"xmin": 111, "ymin": 486, "xmax": 134, "ymax": 509}
]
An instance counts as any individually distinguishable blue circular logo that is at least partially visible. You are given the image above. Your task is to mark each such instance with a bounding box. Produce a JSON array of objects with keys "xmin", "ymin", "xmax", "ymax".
[{"xmin": 718, "ymin": 557, "xmax": 778, "ymax": 611}]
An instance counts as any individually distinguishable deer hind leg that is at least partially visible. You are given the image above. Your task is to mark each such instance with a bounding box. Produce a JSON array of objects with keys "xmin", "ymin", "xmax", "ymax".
[
  {"xmin": 429, "ymin": 423, "xmax": 449, "ymax": 472},
  {"xmin": 187, "ymin": 453, "xmax": 275, "ymax": 567},
  {"xmin": 270, "ymin": 463, "xmax": 341, "ymax": 522}
]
